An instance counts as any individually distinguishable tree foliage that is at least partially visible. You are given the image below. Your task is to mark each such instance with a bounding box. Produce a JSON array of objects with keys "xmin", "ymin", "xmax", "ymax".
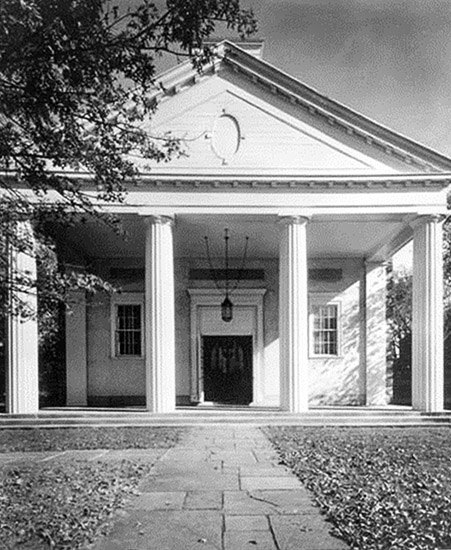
[
  {"xmin": 387, "ymin": 267, "xmax": 412, "ymax": 362},
  {"xmin": 0, "ymin": 0, "xmax": 257, "ymax": 317},
  {"xmin": 386, "ymin": 266, "xmax": 412, "ymax": 404}
]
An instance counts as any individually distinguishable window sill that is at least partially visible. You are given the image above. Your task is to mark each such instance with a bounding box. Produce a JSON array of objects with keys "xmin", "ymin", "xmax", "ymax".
[
  {"xmin": 309, "ymin": 354, "xmax": 342, "ymax": 359},
  {"xmin": 111, "ymin": 355, "xmax": 145, "ymax": 361}
]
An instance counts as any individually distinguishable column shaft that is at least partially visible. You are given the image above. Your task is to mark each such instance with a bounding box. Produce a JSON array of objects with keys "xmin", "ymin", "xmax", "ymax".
[
  {"xmin": 6, "ymin": 222, "xmax": 39, "ymax": 414},
  {"xmin": 144, "ymin": 216, "xmax": 176, "ymax": 413},
  {"xmin": 279, "ymin": 216, "xmax": 309, "ymax": 412},
  {"xmin": 412, "ymin": 216, "xmax": 444, "ymax": 412}
]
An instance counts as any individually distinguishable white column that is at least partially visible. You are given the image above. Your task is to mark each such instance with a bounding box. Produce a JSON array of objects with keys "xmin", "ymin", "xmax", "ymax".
[
  {"xmin": 6, "ymin": 222, "xmax": 39, "ymax": 414},
  {"xmin": 144, "ymin": 215, "xmax": 176, "ymax": 413},
  {"xmin": 279, "ymin": 216, "xmax": 309, "ymax": 412},
  {"xmin": 365, "ymin": 261, "xmax": 388, "ymax": 406},
  {"xmin": 66, "ymin": 292, "xmax": 87, "ymax": 406},
  {"xmin": 411, "ymin": 215, "xmax": 444, "ymax": 412}
]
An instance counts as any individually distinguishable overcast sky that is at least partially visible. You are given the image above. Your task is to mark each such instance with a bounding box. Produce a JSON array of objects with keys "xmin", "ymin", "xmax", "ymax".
[{"xmin": 245, "ymin": 0, "xmax": 451, "ymax": 156}]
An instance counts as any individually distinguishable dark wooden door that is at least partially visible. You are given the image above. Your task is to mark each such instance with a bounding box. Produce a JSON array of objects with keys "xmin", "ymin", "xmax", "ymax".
[{"xmin": 202, "ymin": 335, "xmax": 253, "ymax": 405}]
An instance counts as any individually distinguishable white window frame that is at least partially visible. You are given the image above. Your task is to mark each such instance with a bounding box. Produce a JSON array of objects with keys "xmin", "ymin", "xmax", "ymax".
[
  {"xmin": 110, "ymin": 293, "xmax": 144, "ymax": 359},
  {"xmin": 309, "ymin": 294, "xmax": 342, "ymax": 358}
]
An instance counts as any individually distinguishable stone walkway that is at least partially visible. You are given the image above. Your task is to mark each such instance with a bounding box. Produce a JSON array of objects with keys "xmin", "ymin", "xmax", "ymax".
[{"xmin": 91, "ymin": 425, "xmax": 349, "ymax": 550}]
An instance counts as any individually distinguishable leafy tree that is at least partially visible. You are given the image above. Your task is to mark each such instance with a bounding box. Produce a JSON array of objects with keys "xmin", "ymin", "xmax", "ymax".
[
  {"xmin": 386, "ymin": 266, "xmax": 412, "ymax": 404},
  {"xmin": 0, "ymin": 0, "xmax": 257, "ymax": 405},
  {"xmin": 0, "ymin": 0, "xmax": 257, "ymax": 318},
  {"xmin": 387, "ymin": 268, "xmax": 412, "ymax": 363}
]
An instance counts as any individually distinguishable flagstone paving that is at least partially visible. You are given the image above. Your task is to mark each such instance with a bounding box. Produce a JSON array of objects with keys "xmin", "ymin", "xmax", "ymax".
[{"xmin": 89, "ymin": 425, "xmax": 349, "ymax": 550}]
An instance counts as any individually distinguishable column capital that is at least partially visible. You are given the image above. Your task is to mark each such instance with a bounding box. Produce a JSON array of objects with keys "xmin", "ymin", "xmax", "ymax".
[
  {"xmin": 278, "ymin": 215, "xmax": 310, "ymax": 227},
  {"xmin": 143, "ymin": 215, "xmax": 175, "ymax": 227},
  {"xmin": 410, "ymin": 214, "xmax": 445, "ymax": 230}
]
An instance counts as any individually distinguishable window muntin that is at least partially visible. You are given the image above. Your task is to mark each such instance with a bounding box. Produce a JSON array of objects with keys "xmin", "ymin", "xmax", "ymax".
[
  {"xmin": 115, "ymin": 304, "xmax": 142, "ymax": 356},
  {"xmin": 311, "ymin": 303, "xmax": 339, "ymax": 356}
]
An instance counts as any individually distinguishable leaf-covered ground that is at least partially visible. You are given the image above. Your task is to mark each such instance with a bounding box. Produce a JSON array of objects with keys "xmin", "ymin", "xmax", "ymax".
[
  {"xmin": 0, "ymin": 426, "xmax": 181, "ymax": 452},
  {"xmin": 266, "ymin": 426, "xmax": 451, "ymax": 550},
  {"xmin": 0, "ymin": 427, "xmax": 183, "ymax": 549},
  {"xmin": 0, "ymin": 459, "xmax": 151, "ymax": 549}
]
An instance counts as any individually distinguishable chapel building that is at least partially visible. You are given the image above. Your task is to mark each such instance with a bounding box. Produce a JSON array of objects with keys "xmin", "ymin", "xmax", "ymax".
[{"xmin": 3, "ymin": 41, "xmax": 450, "ymax": 415}]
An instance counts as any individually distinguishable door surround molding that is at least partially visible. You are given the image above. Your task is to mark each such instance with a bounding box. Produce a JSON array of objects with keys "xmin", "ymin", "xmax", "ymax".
[{"xmin": 187, "ymin": 288, "xmax": 266, "ymax": 405}]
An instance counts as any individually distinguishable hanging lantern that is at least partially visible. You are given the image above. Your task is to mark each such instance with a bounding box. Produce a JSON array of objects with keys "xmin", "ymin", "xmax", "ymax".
[
  {"xmin": 221, "ymin": 296, "xmax": 233, "ymax": 323},
  {"xmin": 204, "ymin": 228, "xmax": 249, "ymax": 323}
]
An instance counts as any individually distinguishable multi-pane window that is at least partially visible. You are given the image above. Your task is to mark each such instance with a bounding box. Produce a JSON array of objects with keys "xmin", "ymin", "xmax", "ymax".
[
  {"xmin": 311, "ymin": 304, "xmax": 339, "ymax": 356},
  {"xmin": 115, "ymin": 304, "xmax": 142, "ymax": 356}
]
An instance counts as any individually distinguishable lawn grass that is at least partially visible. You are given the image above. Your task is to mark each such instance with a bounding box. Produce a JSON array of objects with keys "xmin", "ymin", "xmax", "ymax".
[
  {"xmin": 0, "ymin": 426, "xmax": 181, "ymax": 452},
  {"xmin": 266, "ymin": 426, "xmax": 451, "ymax": 550},
  {"xmin": 0, "ymin": 427, "xmax": 183, "ymax": 549}
]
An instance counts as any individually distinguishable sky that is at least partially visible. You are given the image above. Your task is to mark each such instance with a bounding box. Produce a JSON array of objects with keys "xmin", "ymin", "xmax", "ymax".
[
  {"xmin": 132, "ymin": 0, "xmax": 451, "ymax": 157},
  {"xmin": 234, "ymin": 0, "xmax": 451, "ymax": 157}
]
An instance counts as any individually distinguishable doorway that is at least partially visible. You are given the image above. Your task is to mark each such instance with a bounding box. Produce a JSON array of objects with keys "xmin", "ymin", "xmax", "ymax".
[{"xmin": 202, "ymin": 335, "xmax": 253, "ymax": 405}]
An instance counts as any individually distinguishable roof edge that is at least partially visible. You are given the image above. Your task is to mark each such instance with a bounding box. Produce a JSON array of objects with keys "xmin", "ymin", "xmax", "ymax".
[{"xmin": 3, "ymin": 170, "xmax": 450, "ymax": 190}]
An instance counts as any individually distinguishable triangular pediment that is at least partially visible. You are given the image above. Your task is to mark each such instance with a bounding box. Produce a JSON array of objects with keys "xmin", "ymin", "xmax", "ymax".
[
  {"xmin": 144, "ymin": 84, "xmax": 393, "ymax": 175},
  {"xmin": 135, "ymin": 41, "xmax": 451, "ymax": 177}
]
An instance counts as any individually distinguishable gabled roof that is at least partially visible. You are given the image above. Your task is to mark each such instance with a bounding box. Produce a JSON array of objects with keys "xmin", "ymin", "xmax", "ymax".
[{"xmin": 154, "ymin": 40, "xmax": 451, "ymax": 174}]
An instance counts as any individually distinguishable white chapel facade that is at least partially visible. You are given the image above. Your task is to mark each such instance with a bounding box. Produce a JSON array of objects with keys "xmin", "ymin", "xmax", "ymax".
[{"xmin": 5, "ymin": 41, "xmax": 451, "ymax": 415}]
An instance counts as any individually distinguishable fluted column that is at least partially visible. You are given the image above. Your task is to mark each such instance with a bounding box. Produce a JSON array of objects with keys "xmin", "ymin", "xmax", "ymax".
[
  {"xmin": 279, "ymin": 216, "xmax": 309, "ymax": 412},
  {"xmin": 6, "ymin": 222, "xmax": 39, "ymax": 414},
  {"xmin": 144, "ymin": 215, "xmax": 176, "ymax": 413},
  {"xmin": 411, "ymin": 215, "xmax": 444, "ymax": 412}
]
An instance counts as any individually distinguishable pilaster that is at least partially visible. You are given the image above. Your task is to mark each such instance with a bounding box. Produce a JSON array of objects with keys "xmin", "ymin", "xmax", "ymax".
[
  {"xmin": 278, "ymin": 215, "xmax": 309, "ymax": 412},
  {"xmin": 364, "ymin": 261, "xmax": 388, "ymax": 406},
  {"xmin": 144, "ymin": 215, "xmax": 176, "ymax": 413},
  {"xmin": 411, "ymin": 215, "xmax": 444, "ymax": 412},
  {"xmin": 66, "ymin": 292, "xmax": 87, "ymax": 406}
]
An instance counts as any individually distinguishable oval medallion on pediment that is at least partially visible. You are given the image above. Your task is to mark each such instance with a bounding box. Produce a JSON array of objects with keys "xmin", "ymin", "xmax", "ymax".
[{"xmin": 211, "ymin": 114, "xmax": 241, "ymax": 163}]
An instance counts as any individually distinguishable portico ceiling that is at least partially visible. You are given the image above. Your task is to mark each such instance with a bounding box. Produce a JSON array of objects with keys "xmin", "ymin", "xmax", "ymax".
[{"xmin": 56, "ymin": 213, "xmax": 412, "ymax": 262}]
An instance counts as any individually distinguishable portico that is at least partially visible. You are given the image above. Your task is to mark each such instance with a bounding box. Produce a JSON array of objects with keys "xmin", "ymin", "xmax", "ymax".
[{"xmin": 44, "ymin": 184, "xmax": 446, "ymax": 415}]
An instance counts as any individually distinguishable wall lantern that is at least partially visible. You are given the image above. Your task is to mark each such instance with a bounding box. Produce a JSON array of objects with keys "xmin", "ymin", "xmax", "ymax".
[{"xmin": 204, "ymin": 229, "xmax": 249, "ymax": 323}]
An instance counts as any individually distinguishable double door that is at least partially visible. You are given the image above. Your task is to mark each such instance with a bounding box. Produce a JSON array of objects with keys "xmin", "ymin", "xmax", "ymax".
[{"xmin": 202, "ymin": 335, "xmax": 253, "ymax": 405}]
